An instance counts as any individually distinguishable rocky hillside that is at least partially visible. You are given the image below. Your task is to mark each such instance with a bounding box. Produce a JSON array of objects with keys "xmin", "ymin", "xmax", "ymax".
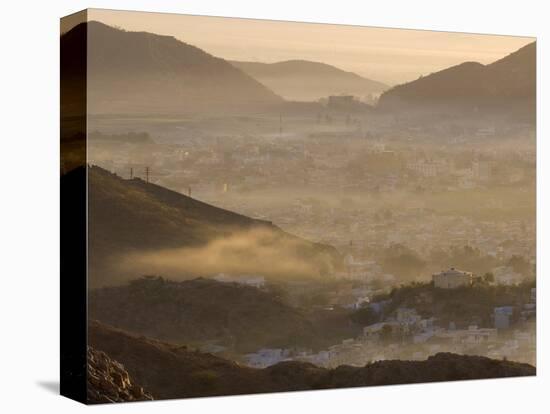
[
  {"xmin": 88, "ymin": 320, "xmax": 535, "ymax": 400},
  {"xmin": 87, "ymin": 347, "xmax": 153, "ymax": 403}
]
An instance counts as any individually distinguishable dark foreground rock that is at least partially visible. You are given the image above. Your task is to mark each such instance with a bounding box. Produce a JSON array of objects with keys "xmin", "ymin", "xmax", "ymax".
[{"xmin": 87, "ymin": 347, "xmax": 153, "ymax": 403}]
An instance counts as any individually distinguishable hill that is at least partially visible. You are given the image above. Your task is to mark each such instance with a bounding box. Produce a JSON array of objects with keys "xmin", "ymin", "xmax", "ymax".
[
  {"xmin": 352, "ymin": 281, "xmax": 536, "ymax": 329},
  {"xmin": 378, "ymin": 42, "xmax": 536, "ymax": 120},
  {"xmin": 89, "ymin": 276, "xmax": 319, "ymax": 352},
  {"xmin": 61, "ymin": 21, "xmax": 283, "ymax": 115},
  {"xmin": 231, "ymin": 60, "xmax": 388, "ymax": 102},
  {"xmin": 88, "ymin": 320, "xmax": 535, "ymax": 400},
  {"xmin": 77, "ymin": 166, "xmax": 341, "ymax": 286},
  {"xmin": 87, "ymin": 346, "xmax": 153, "ymax": 403}
]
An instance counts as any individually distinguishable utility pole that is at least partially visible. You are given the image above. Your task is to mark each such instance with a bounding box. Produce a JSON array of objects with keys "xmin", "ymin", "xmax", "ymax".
[
  {"xmin": 279, "ymin": 114, "xmax": 282, "ymax": 137},
  {"xmin": 188, "ymin": 186, "xmax": 191, "ymax": 197},
  {"xmin": 130, "ymin": 167, "xmax": 133, "ymax": 179},
  {"xmin": 145, "ymin": 166, "xmax": 150, "ymax": 183}
]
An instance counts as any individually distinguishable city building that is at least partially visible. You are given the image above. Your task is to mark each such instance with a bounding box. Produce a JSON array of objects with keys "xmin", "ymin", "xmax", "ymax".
[
  {"xmin": 432, "ymin": 268, "xmax": 473, "ymax": 289},
  {"xmin": 407, "ymin": 159, "xmax": 450, "ymax": 178},
  {"xmin": 244, "ymin": 348, "xmax": 290, "ymax": 368},
  {"xmin": 213, "ymin": 273, "xmax": 266, "ymax": 289},
  {"xmin": 327, "ymin": 95, "xmax": 356, "ymax": 110},
  {"xmin": 362, "ymin": 321, "xmax": 400, "ymax": 340},
  {"xmin": 396, "ymin": 308, "xmax": 422, "ymax": 331},
  {"xmin": 494, "ymin": 306, "xmax": 514, "ymax": 329}
]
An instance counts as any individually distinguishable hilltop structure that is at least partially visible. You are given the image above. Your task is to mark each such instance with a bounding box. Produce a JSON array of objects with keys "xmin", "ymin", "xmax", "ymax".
[{"xmin": 432, "ymin": 268, "xmax": 473, "ymax": 289}]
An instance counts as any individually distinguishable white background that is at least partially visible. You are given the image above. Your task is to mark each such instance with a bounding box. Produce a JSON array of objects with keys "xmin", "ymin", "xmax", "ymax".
[{"xmin": 1, "ymin": 0, "xmax": 548, "ymax": 412}]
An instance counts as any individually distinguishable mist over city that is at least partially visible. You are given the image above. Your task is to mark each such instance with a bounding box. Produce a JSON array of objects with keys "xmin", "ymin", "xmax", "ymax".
[{"xmin": 61, "ymin": 9, "xmax": 536, "ymax": 402}]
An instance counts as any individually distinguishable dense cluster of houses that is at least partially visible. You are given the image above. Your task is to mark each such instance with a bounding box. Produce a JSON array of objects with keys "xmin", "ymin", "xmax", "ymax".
[
  {"xmin": 87, "ymin": 115, "xmax": 535, "ymax": 371},
  {"xmin": 241, "ymin": 305, "xmax": 535, "ymax": 369},
  {"xmin": 238, "ymin": 271, "xmax": 536, "ymax": 369}
]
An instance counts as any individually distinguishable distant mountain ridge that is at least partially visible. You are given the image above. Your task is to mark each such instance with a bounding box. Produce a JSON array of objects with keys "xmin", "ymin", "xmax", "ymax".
[
  {"xmin": 61, "ymin": 21, "xmax": 283, "ymax": 115},
  {"xmin": 231, "ymin": 60, "xmax": 388, "ymax": 102},
  {"xmin": 378, "ymin": 42, "xmax": 536, "ymax": 119}
]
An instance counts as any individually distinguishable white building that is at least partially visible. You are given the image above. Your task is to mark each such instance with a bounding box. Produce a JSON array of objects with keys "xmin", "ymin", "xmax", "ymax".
[
  {"xmin": 342, "ymin": 254, "xmax": 372, "ymax": 281},
  {"xmin": 432, "ymin": 268, "xmax": 473, "ymax": 289},
  {"xmin": 244, "ymin": 348, "xmax": 290, "ymax": 368},
  {"xmin": 436, "ymin": 325, "xmax": 497, "ymax": 346},
  {"xmin": 413, "ymin": 331, "xmax": 434, "ymax": 344},
  {"xmin": 462, "ymin": 325, "xmax": 498, "ymax": 345},
  {"xmin": 362, "ymin": 321, "xmax": 400, "ymax": 340},
  {"xmin": 396, "ymin": 308, "xmax": 422, "ymax": 332},
  {"xmin": 213, "ymin": 273, "xmax": 266, "ymax": 289},
  {"xmin": 407, "ymin": 159, "xmax": 450, "ymax": 178}
]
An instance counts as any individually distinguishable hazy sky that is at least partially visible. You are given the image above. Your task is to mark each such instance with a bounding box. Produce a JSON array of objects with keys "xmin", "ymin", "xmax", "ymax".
[{"xmin": 70, "ymin": 9, "xmax": 533, "ymax": 85}]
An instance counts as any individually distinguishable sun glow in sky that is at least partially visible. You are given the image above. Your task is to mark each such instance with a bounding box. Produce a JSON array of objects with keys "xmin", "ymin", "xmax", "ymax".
[{"xmin": 64, "ymin": 8, "xmax": 534, "ymax": 85}]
